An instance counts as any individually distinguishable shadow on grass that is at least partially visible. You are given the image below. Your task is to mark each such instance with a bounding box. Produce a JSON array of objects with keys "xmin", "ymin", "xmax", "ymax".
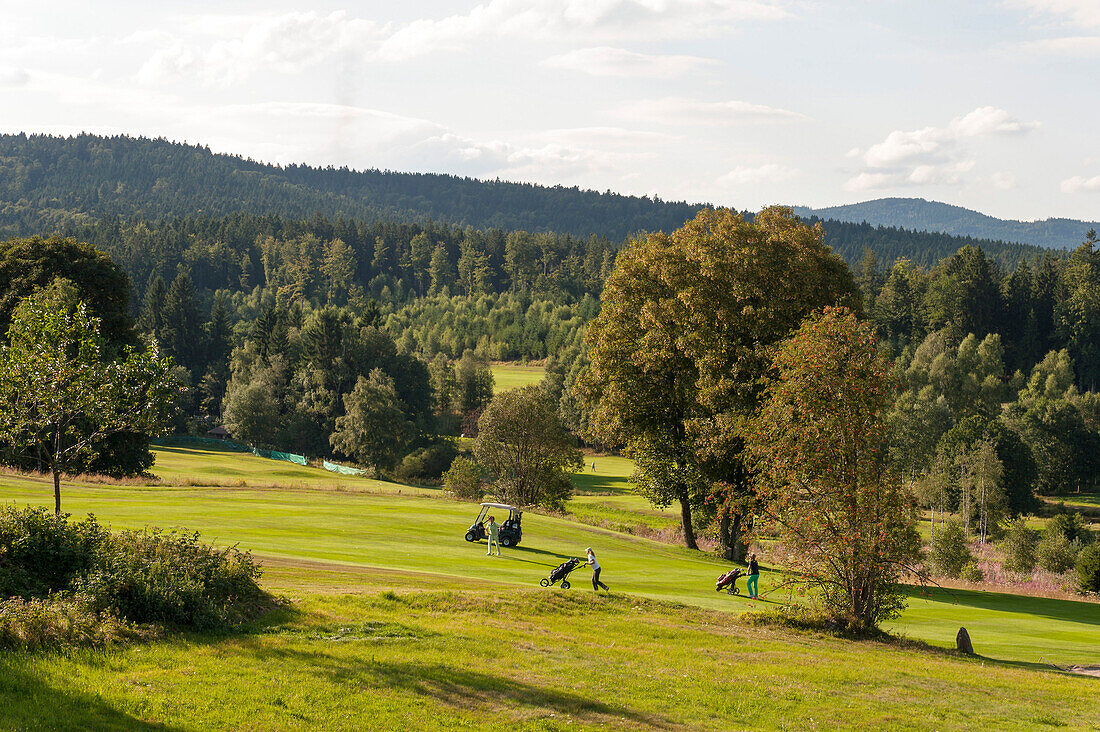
[
  {"xmin": 244, "ymin": 643, "xmax": 677, "ymax": 729},
  {"xmin": 902, "ymin": 585, "xmax": 1100, "ymax": 628},
  {"xmin": 0, "ymin": 655, "xmax": 181, "ymax": 731}
]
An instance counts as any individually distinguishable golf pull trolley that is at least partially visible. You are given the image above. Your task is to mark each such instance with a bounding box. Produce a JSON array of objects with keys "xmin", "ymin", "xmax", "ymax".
[
  {"xmin": 715, "ymin": 568, "xmax": 743, "ymax": 595},
  {"xmin": 540, "ymin": 557, "xmax": 582, "ymax": 589}
]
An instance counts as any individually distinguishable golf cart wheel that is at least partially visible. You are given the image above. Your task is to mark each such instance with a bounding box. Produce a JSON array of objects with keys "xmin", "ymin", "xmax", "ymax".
[
  {"xmin": 464, "ymin": 531, "xmax": 476, "ymax": 542},
  {"xmin": 728, "ymin": 587, "xmax": 739, "ymax": 596},
  {"xmin": 539, "ymin": 578, "xmax": 549, "ymax": 587},
  {"xmin": 561, "ymin": 580, "xmax": 570, "ymax": 589},
  {"xmin": 501, "ymin": 536, "xmax": 514, "ymax": 548}
]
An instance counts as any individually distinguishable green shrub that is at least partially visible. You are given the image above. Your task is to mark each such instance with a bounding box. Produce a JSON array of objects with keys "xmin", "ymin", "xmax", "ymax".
[
  {"xmin": 392, "ymin": 442, "xmax": 458, "ymax": 483},
  {"xmin": 1076, "ymin": 544, "xmax": 1100, "ymax": 594},
  {"xmin": 930, "ymin": 521, "xmax": 971, "ymax": 578},
  {"xmin": 1000, "ymin": 518, "xmax": 1037, "ymax": 575},
  {"xmin": 0, "ymin": 506, "xmax": 108, "ymax": 598},
  {"xmin": 80, "ymin": 529, "xmax": 267, "ymax": 630},
  {"xmin": 0, "ymin": 596, "xmax": 140, "ymax": 650},
  {"xmin": 443, "ymin": 457, "xmax": 484, "ymax": 501},
  {"xmin": 961, "ymin": 562, "xmax": 985, "ymax": 583},
  {"xmin": 1046, "ymin": 512, "xmax": 1093, "ymax": 545},
  {"xmin": 0, "ymin": 506, "xmax": 271, "ymax": 645},
  {"xmin": 1037, "ymin": 531, "xmax": 1080, "ymax": 574}
]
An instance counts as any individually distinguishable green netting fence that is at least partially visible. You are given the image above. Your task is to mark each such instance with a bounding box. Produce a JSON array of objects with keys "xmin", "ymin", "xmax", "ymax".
[
  {"xmin": 155, "ymin": 436, "xmax": 307, "ymax": 465},
  {"xmin": 322, "ymin": 460, "xmax": 368, "ymax": 476}
]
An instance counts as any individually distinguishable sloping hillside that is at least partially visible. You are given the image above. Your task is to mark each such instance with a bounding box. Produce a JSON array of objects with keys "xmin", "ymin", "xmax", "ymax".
[
  {"xmin": 794, "ymin": 198, "xmax": 1097, "ymax": 250},
  {"xmin": 0, "ymin": 133, "xmax": 1055, "ymax": 267}
]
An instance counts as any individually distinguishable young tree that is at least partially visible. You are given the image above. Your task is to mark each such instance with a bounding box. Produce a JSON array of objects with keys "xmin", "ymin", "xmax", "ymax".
[
  {"xmin": 474, "ymin": 386, "xmax": 582, "ymax": 510},
  {"xmin": 957, "ymin": 439, "xmax": 1004, "ymax": 543},
  {"xmin": 0, "ymin": 281, "xmax": 176, "ymax": 514},
  {"xmin": 746, "ymin": 308, "xmax": 922, "ymax": 630},
  {"xmin": 330, "ymin": 368, "xmax": 412, "ymax": 470}
]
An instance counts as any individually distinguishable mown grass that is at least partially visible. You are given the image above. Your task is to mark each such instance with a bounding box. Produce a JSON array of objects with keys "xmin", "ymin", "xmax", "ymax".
[
  {"xmin": 1, "ymin": 444, "xmax": 1099, "ymax": 730},
  {"xmin": 2, "ymin": 445, "xmax": 1096, "ymax": 667},
  {"xmin": 489, "ymin": 363, "xmax": 546, "ymax": 392},
  {"xmin": 2, "ymin": 575, "xmax": 1097, "ymax": 731}
]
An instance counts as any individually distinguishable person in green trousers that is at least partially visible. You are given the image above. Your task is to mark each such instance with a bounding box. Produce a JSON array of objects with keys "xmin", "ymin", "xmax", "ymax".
[
  {"xmin": 746, "ymin": 553, "xmax": 760, "ymax": 598},
  {"xmin": 485, "ymin": 515, "xmax": 501, "ymax": 556}
]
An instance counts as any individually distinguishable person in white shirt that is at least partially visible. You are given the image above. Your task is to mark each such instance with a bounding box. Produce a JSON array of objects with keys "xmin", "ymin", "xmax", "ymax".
[{"xmin": 585, "ymin": 547, "xmax": 609, "ymax": 592}]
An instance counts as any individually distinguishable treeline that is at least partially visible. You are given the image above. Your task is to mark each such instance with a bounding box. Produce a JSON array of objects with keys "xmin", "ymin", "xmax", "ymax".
[
  {"xmin": 0, "ymin": 133, "xmax": 1056, "ymax": 267},
  {"xmin": 858, "ymin": 238, "xmax": 1100, "ymax": 389},
  {"xmin": 0, "ymin": 133, "xmax": 696, "ymax": 241}
]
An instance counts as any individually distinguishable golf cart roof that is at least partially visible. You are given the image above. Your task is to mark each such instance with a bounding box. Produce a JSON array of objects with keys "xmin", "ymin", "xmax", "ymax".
[{"xmin": 480, "ymin": 502, "xmax": 520, "ymax": 511}]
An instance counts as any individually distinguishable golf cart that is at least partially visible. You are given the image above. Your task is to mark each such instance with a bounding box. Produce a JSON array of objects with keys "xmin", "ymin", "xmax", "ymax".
[{"xmin": 464, "ymin": 502, "xmax": 523, "ymax": 547}]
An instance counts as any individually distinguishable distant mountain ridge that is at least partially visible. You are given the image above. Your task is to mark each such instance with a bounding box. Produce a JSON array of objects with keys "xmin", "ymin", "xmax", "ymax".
[
  {"xmin": 792, "ymin": 198, "xmax": 1097, "ymax": 251},
  {"xmin": 0, "ymin": 133, "xmax": 1059, "ymax": 268}
]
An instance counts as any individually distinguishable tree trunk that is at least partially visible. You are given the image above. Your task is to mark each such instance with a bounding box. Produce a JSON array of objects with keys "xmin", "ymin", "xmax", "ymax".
[
  {"xmin": 53, "ymin": 469, "xmax": 61, "ymax": 515},
  {"xmin": 718, "ymin": 512, "xmax": 733, "ymax": 560},
  {"xmin": 679, "ymin": 496, "xmax": 698, "ymax": 550},
  {"xmin": 718, "ymin": 511, "xmax": 747, "ymax": 561}
]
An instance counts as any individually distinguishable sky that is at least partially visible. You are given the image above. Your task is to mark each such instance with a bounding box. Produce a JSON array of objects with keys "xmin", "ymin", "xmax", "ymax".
[{"xmin": 0, "ymin": 0, "xmax": 1097, "ymax": 222}]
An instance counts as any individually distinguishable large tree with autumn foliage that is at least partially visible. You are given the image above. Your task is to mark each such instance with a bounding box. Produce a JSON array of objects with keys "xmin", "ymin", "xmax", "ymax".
[
  {"xmin": 746, "ymin": 307, "xmax": 922, "ymax": 630},
  {"xmin": 582, "ymin": 207, "xmax": 859, "ymax": 553}
]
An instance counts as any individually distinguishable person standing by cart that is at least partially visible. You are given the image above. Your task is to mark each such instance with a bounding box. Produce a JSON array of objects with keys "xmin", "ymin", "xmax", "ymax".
[
  {"xmin": 746, "ymin": 553, "xmax": 760, "ymax": 598},
  {"xmin": 585, "ymin": 547, "xmax": 609, "ymax": 592},
  {"xmin": 485, "ymin": 515, "xmax": 501, "ymax": 556}
]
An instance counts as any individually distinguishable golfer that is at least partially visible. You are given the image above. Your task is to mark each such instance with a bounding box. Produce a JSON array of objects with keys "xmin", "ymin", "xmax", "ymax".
[
  {"xmin": 746, "ymin": 553, "xmax": 760, "ymax": 598},
  {"xmin": 485, "ymin": 515, "xmax": 501, "ymax": 556},
  {"xmin": 585, "ymin": 546, "xmax": 609, "ymax": 592}
]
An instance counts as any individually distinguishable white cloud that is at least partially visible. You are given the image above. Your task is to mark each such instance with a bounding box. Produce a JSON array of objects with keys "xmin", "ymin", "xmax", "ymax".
[
  {"xmin": 717, "ymin": 163, "xmax": 799, "ymax": 185},
  {"xmin": 542, "ymin": 126, "xmax": 678, "ymax": 147},
  {"xmin": 843, "ymin": 172, "xmax": 898, "ymax": 192},
  {"xmin": 0, "ymin": 66, "xmax": 29, "ymax": 87},
  {"xmin": 138, "ymin": 11, "xmax": 382, "ymax": 86},
  {"xmin": 376, "ymin": 0, "xmax": 790, "ymax": 61},
  {"xmin": 862, "ymin": 107, "xmax": 1037, "ymax": 168},
  {"xmin": 1018, "ymin": 35, "xmax": 1100, "ymax": 56},
  {"xmin": 847, "ymin": 107, "xmax": 1038, "ymax": 191},
  {"xmin": 541, "ymin": 46, "xmax": 717, "ymax": 78},
  {"xmin": 991, "ymin": 170, "xmax": 1018, "ymax": 189},
  {"xmin": 1010, "ymin": 0, "xmax": 1100, "ymax": 29},
  {"xmin": 136, "ymin": 1, "xmax": 790, "ymax": 84},
  {"xmin": 1061, "ymin": 175, "xmax": 1100, "ymax": 193},
  {"xmin": 619, "ymin": 96, "xmax": 805, "ymax": 125}
]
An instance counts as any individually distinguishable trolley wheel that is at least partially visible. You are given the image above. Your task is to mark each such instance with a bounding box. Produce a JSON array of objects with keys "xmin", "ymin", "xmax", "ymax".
[
  {"xmin": 539, "ymin": 578, "xmax": 550, "ymax": 587},
  {"xmin": 464, "ymin": 531, "xmax": 476, "ymax": 542},
  {"xmin": 561, "ymin": 580, "xmax": 570, "ymax": 589},
  {"xmin": 501, "ymin": 536, "xmax": 514, "ymax": 548},
  {"xmin": 728, "ymin": 586, "xmax": 739, "ymax": 596}
]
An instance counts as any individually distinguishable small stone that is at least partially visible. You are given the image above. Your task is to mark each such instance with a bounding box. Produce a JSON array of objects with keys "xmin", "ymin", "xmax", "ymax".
[{"xmin": 956, "ymin": 627, "xmax": 975, "ymax": 655}]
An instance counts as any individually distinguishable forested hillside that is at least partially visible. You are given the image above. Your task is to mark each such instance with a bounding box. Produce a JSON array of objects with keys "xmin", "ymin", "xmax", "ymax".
[
  {"xmin": 0, "ymin": 133, "xmax": 1051, "ymax": 267},
  {"xmin": 795, "ymin": 198, "xmax": 1099, "ymax": 251}
]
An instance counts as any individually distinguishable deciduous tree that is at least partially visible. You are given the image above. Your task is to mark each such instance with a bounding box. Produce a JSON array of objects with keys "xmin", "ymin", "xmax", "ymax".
[
  {"xmin": 746, "ymin": 308, "xmax": 922, "ymax": 630},
  {"xmin": 474, "ymin": 386, "xmax": 581, "ymax": 510},
  {"xmin": 0, "ymin": 281, "xmax": 176, "ymax": 514}
]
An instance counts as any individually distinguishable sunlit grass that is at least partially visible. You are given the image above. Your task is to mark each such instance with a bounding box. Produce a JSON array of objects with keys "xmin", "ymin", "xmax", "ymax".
[{"xmin": 489, "ymin": 363, "xmax": 546, "ymax": 392}]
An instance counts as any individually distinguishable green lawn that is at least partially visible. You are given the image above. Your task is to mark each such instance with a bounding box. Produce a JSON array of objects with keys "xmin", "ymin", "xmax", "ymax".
[
  {"xmin": 2, "ymin": 445, "xmax": 1099, "ymax": 730},
  {"xmin": 3, "ymin": 579, "xmax": 1098, "ymax": 731},
  {"xmin": 489, "ymin": 363, "xmax": 546, "ymax": 392}
]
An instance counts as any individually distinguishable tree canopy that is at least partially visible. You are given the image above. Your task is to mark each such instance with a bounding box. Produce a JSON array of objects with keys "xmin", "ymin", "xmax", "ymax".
[{"xmin": 583, "ymin": 207, "xmax": 860, "ymax": 552}]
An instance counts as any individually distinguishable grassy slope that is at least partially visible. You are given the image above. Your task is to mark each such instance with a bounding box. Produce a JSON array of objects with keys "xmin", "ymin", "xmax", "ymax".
[
  {"xmin": 2, "ymin": 446, "xmax": 1097, "ymax": 668},
  {"xmin": 489, "ymin": 363, "xmax": 546, "ymax": 392},
  {"xmin": 5, "ymin": 573, "xmax": 1098, "ymax": 731}
]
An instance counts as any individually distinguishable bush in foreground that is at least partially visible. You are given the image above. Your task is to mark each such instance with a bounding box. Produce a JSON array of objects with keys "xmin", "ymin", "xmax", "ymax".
[{"xmin": 0, "ymin": 506, "xmax": 271, "ymax": 647}]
